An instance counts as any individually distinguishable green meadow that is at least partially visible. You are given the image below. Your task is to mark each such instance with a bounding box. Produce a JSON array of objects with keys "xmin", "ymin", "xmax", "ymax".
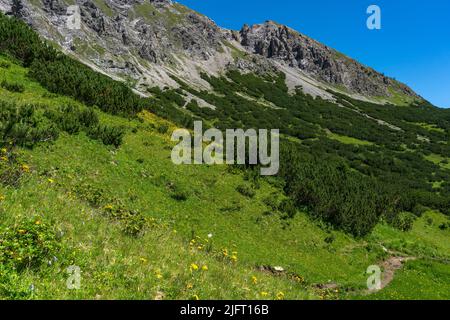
[{"xmin": 1, "ymin": 57, "xmax": 449, "ymax": 300}]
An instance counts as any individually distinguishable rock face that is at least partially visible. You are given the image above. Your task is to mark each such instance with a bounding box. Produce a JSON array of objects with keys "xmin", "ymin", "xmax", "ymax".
[
  {"xmin": 0, "ymin": 0, "xmax": 421, "ymax": 102},
  {"xmin": 239, "ymin": 21, "xmax": 416, "ymax": 98}
]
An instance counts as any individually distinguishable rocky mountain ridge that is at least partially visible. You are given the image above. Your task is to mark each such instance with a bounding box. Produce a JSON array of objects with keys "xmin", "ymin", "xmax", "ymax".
[{"xmin": 0, "ymin": 0, "xmax": 422, "ymax": 104}]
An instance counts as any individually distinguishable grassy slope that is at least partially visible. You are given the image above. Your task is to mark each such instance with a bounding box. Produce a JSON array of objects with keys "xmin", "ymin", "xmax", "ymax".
[{"xmin": 1, "ymin": 57, "xmax": 449, "ymax": 300}]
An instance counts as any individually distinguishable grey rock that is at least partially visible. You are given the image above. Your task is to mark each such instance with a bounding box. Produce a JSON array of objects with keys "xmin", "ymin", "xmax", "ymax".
[{"xmin": 0, "ymin": 0, "xmax": 421, "ymax": 102}]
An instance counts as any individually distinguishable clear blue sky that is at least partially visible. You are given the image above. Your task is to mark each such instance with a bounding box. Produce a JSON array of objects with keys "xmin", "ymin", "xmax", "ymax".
[{"xmin": 177, "ymin": 0, "xmax": 450, "ymax": 108}]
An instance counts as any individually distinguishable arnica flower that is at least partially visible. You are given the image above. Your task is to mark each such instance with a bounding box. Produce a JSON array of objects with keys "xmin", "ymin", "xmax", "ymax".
[
  {"xmin": 104, "ymin": 204, "xmax": 114, "ymax": 210},
  {"xmin": 230, "ymin": 255, "xmax": 238, "ymax": 263},
  {"xmin": 140, "ymin": 257, "xmax": 148, "ymax": 264},
  {"xmin": 190, "ymin": 263, "xmax": 199, "ymax": 271},
  {"xmin": 222, "ymin": 248, "xmax": 228, "ymax": 257},
  {"xmin": 201, "ymin": 265, "xmax": 208, "ymax": 271},
  {"xmin": 260, "ymin": 291, "xmax": 268, "ymax": 297},
  {"xmin": 251, "ymin": 276, "xmax": 258, "ymax": 284},
  {"xmin": 276, "ymin": 292, "xmax": 285, "ymax": 300},
  {"xmin": 21, "ymin": 164, "xmax": 30, "ymax": 173},
  {"xmin": 47, "ymin": 178, "xmax": 55, "ymax": 183},
  {"xmin": 35, "ymin": 220, "xmax": 41, "ymax": 225}
]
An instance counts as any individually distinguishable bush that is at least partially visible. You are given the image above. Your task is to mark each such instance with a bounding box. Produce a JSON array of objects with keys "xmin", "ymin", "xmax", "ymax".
[
  {"xmin": 1, "ymin": 79, "xmax": 24, "ymax": 93},
  {"xmin": 262, "ymin": 194, "xmax": 280, "ymax": 211},
  {"xmin": 236, "ymin": 184, "xmax": 256, "ymax": 198},
  {"xmin": 0, "ymin": 61, "xmax": 10, "ymax": 69},
  {"xmin": 412, "ymin": 204, "xmax": 428, "ymax": 217},
  {"xmin": 0, "ymin": 218, "xmax": 61, "ymax": 272},
  {"xmin": 0, "ymin": 150, "xmax": 27, "ymax": 187},
  {"xmin": 168, "ymin": 182, "xmax": 190, "ymax": 201},
  {"xmin": 0, "ymin": 101, "xmax": 59, "ymax": 148},
  {"xmin": 74, "ymin": 183, "xmax": 149, "ymax": 237},
  {"xmin": 157, "ymin": 124, "xmax": 169, "ymax": 134},
  {"xmin": 280, "ymin": 144, "xmax": 388, "ymax": 237},
  {"xmin": 87, "ymin": 124, "xmax": 125, "ymax": 148},
  {"xmin": 388, "ymin": 212, "xmax": 417, "ymax": 232},
  {"xmin": 103, "ymin": 204, "xmax": 147, "ymax": 237},
  {"xmin": 279, "ymin": 199, "xmax": 297, "ymax": 220},
  {"xmin": 44, "ymin": 105, "xmax": 99, "ymax": 135},
  {"xmin": 439, "ymin": 222, "xmax": 449, "ymax": 230}
]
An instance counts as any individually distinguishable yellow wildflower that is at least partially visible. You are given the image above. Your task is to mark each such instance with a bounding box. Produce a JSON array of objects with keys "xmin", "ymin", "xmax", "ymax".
[
  {"xmin": 192, "ymin": 294, "xmax": 200, "ymax": 300},
  {"xmin": 190, "ymin": 263, "xmax": 199, "ymax": 271},
  {"xmin": 251, "ymin": 276, "xmax": 258, "ymax": 284},
  {"xmin": 140, "ymin": 257, "xmax": 148, "ymax": 264},
  {"xmin": 21, "ymin": 164, "xmax": 30, "ymax": 173},
  {"xmin": 0, "ymin": 156, "xmax": 7, "ymax": 161},
  {"xmin": 35, "ymin": 220, "xmax": 41, "ymax": 225},
  {"xmin": 201, "ymin": 265, "xmax": 208, "ymax": 271},
  {"xmin": 230, "ymin": 255, "xmax": 238, "ymax": 263},
  {"xmin": 18, "ymin": 229, "xmax": 27, "ymax": 235},
  {"xmin": 0, "ymin": 195, "xmax": 5, "ymax": 201},
  {"xmin": 47, "ymin": 178, "xmax": 54, "ymax": 183},
  {"xmin": 222, "ymin": 248, "xmax": 228, "ymax": 257},
  {"xmin": 0, "ymin": 148, "xmax": 7, "ymax": 153},
  {"xmin": 260, "ymin": 291, "xmax": 268, "ymax": 297},
  {"xmin": 276, "ymin": 292, "xmax": 285, "ymax": 300},
  {"xmin": 186, "ymin": 283, "xmax": 193, "ymax": 289}
]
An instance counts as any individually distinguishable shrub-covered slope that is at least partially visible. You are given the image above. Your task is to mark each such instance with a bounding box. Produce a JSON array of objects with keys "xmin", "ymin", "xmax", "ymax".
[{"xmin": 0, "ymin": 14, "xmax": 449, "ymax": 300}]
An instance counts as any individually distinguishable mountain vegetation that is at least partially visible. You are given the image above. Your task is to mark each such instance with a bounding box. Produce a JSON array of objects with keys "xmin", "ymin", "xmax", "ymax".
[{"xmin": 0, "ymin": 11, "xmax": 449, "ymax": 300}]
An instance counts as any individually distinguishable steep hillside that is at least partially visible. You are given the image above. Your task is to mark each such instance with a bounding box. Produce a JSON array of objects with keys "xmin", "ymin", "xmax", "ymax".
[
  {"xmin": 1, "ymin": 52, "xmax": 449, "ymax": 300},
  {"xmin": 0, "ymin": 8, "xmax": 449, "ymax": 300}
]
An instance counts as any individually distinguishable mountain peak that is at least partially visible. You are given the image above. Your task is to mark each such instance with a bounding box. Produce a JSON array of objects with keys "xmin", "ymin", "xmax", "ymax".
[
  {"xmin": 239, "ymin": 19, "xmax": 418, "ymax": 100},
  {"xmin": 0, "ymin": 0, "xmax": 421, "ymax": 104}
]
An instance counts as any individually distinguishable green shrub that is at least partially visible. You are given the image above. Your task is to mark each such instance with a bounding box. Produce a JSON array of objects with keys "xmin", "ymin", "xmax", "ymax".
[
  {"xmin": 87, "ymin": 124, "xmax": 125, "ymax": 148},
  {"xmin": 324, "ymin": 234, "xmax": 335, "ymax": 244},
  {"xmin": 412, "ymin": 204, "xmax": 428, "ymax": 217},
  {"xmin": 0, "ymin": 151, "xmax": 26, "ymax": 187},
  {"xmin": 389, "ymin": 212, "xmax": 417, "ymax": 232},
  {"xmin": 439, "ymin": 222, "xmax": 449, "ymax": 230},
  {"xmin": 0, "ymin": 79, "xmax": 24, "ymax": 93},
  {"xmin": 0, "ymin": 101, "xmax": 59, "ymax": 148},
  {"xmin": 168, "ymin": 182, "xmax": 190, "ymax": 201},
  {"xmin": 279, "ymin": 199, "xmax": 297, "ymax": 220},
  {"xmin": 73, "ymin": 183, "xmax": 149, "ymax": 237},
  {"xmin": 0, "ymin": 61, "xmax": 10, "ymax": 69},
  {"xmin": 44, "ymin": 105, "xmax": 99, "ymax": 135},
  {"xmin": 0, "ymin": 218, "xmax": 61, "ymax": 272},
  {"xmin": 262, "ymin": 193, "xmax": 280, "ymax": 211},
  {"xmin": 157, "ymin": 124, "xmax": 169, "ymax": 134},
  {"xmin": 236, "ymin": 184, "xmax": 256, "ymax": 198},
  {"xmin": 73, "ymin": 183, "xmax": 106, "ymax": 207}
]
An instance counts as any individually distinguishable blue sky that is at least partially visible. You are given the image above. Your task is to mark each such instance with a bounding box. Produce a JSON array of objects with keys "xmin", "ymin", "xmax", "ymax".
[{"xmin": 177, "ymin": 0, "xmax": 450, "ymax": 108}]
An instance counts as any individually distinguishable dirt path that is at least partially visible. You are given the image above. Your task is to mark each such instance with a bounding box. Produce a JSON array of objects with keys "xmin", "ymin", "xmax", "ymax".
[{"xmin": 378, "ymin": 256, "xmax": 416, "ymax": 290}]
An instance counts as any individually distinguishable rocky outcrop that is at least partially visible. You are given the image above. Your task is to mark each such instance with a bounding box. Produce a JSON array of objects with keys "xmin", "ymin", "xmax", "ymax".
[
  {"xmin": 0, "ymin": 0, "xmax": 421, "ymax": 102},
  {"xmin": 239, "ymin": 21, "xmax": 418, "ymax": 98}
]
